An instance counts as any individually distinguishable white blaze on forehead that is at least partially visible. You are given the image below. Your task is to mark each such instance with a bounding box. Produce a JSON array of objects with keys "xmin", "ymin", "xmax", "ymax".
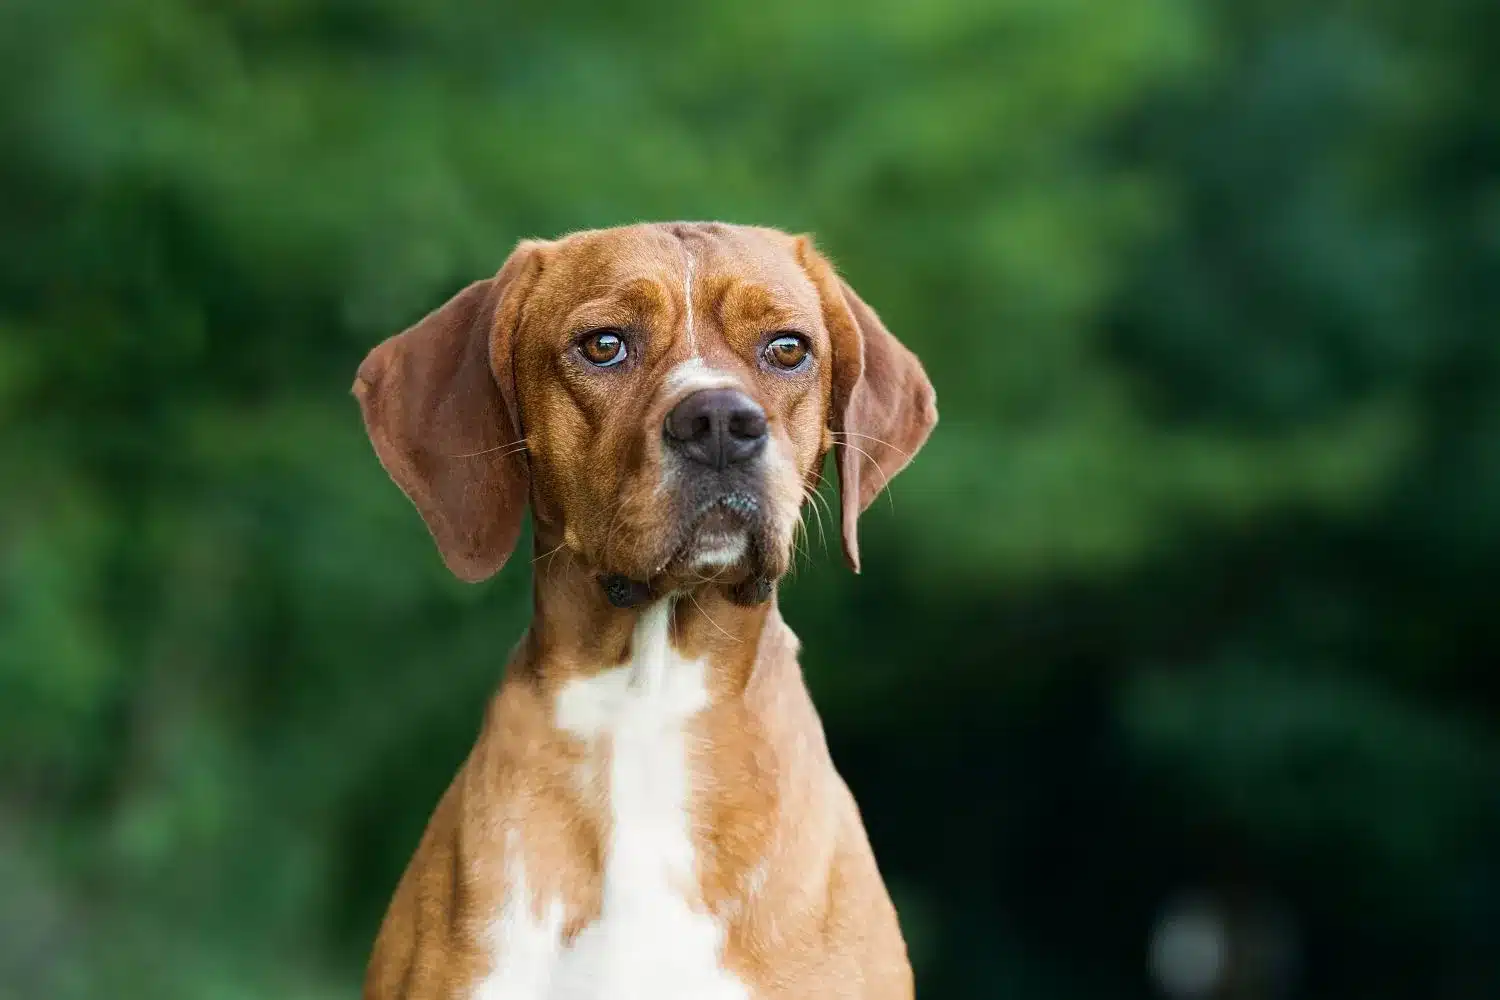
[
  {"xmin": 682, "ymin": 250, "xmax": 697, "ymax": 356},
  {"xmin": 664, "ymin": 357, "xmax": 741, "ymax": 397}
]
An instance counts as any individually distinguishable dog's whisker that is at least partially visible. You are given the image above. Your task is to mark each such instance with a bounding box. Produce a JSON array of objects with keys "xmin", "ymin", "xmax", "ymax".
[
  {"xmin": 442, "ymin": 438, "xmax": 529, "ymax": 460},
  {"xmin": 795, "ymin": 484, "xmax": 830, "ymax": 561},
  {"xmin": 795, "ymin": 508, "xmax": 816, "ymax": 552},
  {"xmin": 829, "ymin": 438, "xmax": 897, "ymax": 511},
  {"xmin": 532, "ymin": 541, "xmax": 567, "ymax": 567},
  {"xmin": 790, "ymin": 511, "xmax": 818, "ymax": 574},
  {"xmin": 686, "ymin": 588, "xmax": 740, "ymax": 644},
  {"xmin": 802, "ymin": 486, "xmax": 831, "ymax": 552},
  {"xmin": 830, "ymin": 430, "xmax": 914, "ymax": 463},
  {"xmin": 600, "ymin": 499, "xmax": 638, "ymax": 574}
]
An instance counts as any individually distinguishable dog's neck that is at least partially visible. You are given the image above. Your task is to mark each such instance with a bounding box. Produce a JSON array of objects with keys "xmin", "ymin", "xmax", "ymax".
[{"xmin": 517, "ymin": 534, "xmax": 792, "ymax": 700}]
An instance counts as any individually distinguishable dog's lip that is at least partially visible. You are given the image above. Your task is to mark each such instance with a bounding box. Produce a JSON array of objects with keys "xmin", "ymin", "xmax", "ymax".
[
  {"xmin": 690, "ymin": 490, "xmax": 760, "ymax": 522},
  {"xmin": 683, "ymin": 529, "xmax": 750, "ymax": 571},
  {"xmin": 653, "ymin": 492, "xmax": 762, "ymax": 575},
  {"xmin": 686, "ymin": 510, "xmax": 748, "ymax": 546}
]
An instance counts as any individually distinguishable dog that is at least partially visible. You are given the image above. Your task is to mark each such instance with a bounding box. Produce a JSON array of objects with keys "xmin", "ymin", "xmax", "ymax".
[{"xmin": 353, "ymin": 221, "xmax": 937, "ymax": 999}]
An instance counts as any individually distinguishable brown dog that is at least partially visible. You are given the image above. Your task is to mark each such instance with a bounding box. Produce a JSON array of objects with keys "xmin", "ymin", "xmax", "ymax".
[{"xmin": 354, "ymin": 222, "xmax": 936, "ymax": 999}]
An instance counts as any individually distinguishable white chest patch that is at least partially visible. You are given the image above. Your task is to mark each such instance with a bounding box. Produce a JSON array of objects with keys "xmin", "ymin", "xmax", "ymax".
[{"xmin": 476, "ymin": 600, "xmax": 748, "ymax": 1000}]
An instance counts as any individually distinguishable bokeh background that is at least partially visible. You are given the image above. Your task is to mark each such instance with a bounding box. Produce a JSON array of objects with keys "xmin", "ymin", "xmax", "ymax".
[{"xmin": 3, "ymin": 0, "xmax": 1499, "ymax": 997}]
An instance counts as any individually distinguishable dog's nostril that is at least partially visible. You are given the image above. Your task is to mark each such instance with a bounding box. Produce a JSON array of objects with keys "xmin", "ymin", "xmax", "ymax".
[{"xmin": 729, "ymin": 408, "xmax": 768, "ymax": 440}]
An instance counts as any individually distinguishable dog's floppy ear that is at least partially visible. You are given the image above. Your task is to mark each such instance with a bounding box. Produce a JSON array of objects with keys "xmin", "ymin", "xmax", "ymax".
[
  {"xmin": 352, "ymin": 241, "xmax": 545, "ymax": 582},
  {"xmin": 797, "ymin": 237, "xmax": 938, "ymax": 573}
]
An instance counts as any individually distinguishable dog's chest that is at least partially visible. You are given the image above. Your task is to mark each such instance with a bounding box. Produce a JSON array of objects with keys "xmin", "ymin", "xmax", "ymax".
[{"xmin": 475, "ymin": 602, "xmax": 749, "ymax": 1000}]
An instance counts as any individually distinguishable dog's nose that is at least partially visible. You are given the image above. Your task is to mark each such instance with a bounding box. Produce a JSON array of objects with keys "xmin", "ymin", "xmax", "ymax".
[{"xmin": 664, "ymin": 389, "xmax": 768, "ymax": 470}]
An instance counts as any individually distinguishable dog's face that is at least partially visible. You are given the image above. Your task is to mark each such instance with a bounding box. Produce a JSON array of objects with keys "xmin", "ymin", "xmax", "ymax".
[
  {"xmin": 353, "ymin": 222, "xmax": 936, "ymax": 594},
  {"xmin": 516, "ymin": 224, "xmax": 831, "ymax": 589}
]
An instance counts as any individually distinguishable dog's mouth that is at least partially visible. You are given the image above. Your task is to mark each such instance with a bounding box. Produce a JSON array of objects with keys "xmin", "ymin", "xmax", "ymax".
[
  {"xmin": 599, "ymin": 490, "xmax": 778, "ymax": 608},
  {"xmin": 665, "ymin": 491, "xmax": 763, "ymax": 577}
]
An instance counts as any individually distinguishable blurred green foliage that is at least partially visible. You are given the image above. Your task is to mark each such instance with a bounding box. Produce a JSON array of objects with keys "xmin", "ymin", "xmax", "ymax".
[{"xmin": 2, "ymin": 0, "xmax": 1498, "ymax": 997}]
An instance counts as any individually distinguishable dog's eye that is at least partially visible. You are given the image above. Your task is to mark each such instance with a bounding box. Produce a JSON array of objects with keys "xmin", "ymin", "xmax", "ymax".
[
  {"xmin": 763, "ymin": 334, "xmax": 810, "ymax": 371},
  {"xmin": 579, "ymin": 329, "xmax": 628, "ymax": 368}
]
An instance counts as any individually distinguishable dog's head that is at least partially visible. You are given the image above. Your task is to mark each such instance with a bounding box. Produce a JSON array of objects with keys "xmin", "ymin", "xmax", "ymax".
[{"xmin": 353, "ymin": 222, "xmax": 936, "ymax": 596}]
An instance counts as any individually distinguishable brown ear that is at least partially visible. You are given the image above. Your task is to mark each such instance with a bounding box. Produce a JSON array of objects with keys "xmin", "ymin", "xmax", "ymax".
[
  {"xmin": 352, "ymin": 242, "xmax": 544, "ymax": 582},
  {"xmin": 798, "ymin": 239, "xmax": 938, "ymax": 573}
]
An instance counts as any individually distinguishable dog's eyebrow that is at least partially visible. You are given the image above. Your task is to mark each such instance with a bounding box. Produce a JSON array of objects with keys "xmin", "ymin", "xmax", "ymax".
[
  {"xmin": 712, "ymin": 278, "xmax": 818, "ymax": 331},
  {"xmin": 562, "ymin": 276, "xmax": 675, "ymax": 330}
]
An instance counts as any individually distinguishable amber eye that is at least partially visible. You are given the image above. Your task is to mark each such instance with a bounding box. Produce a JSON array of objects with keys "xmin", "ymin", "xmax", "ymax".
[
  {"xmin": 763, "ymin": 333, "xmax": 810, "ymax": 371},
  {"xmin": 579, "ymin": 329, "xmax": 627, "ymax": 367}
]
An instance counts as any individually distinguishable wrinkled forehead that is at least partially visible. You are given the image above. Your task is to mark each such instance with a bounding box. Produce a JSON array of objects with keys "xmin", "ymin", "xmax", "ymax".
[{"xmin": 527, "ymin": 223, "xmax": 824, "ymax": 342}]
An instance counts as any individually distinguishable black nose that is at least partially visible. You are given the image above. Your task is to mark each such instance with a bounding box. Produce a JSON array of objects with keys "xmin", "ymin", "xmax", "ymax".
[{"xmin": 664, "ymin": 389, "xmax": 768, "ymax": 470}]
